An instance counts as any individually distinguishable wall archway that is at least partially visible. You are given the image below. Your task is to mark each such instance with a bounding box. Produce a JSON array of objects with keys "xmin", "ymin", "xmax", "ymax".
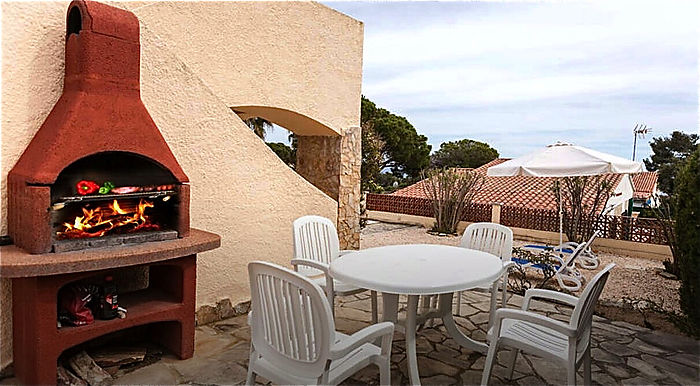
[
  {"xmin": 231, "ymin": 105, "xmax": 360, "ymax": 249},
  {"xmin": 231, "ymin": 105, "xmax": 341, "ymax": 137}
]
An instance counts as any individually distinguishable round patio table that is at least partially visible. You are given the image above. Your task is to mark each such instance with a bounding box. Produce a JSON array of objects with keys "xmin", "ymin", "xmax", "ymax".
[{"xmin": 330, "ymin": 244, "xmax": 503, "ymax": 386}]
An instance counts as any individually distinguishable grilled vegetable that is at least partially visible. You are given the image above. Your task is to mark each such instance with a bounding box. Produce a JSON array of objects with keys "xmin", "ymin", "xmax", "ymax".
[
  {"xmin": 98, "ymin": 181, "xmax": 115, "ymax": 194},
  {"xmin": 76, "ymin": 180, "xmax": 99, "ymax": 195}
]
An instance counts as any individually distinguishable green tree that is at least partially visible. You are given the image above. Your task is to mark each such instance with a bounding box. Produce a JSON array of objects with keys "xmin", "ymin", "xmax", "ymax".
[
  {"xmin": 361, "ymin": 96, "xmax": 431, "ymax": 183},
  {"xmin": 674, "ymin": 146, "xmax": 700, "ymax": 331},
  {"xmin": 361, "ymin": 121, "xmax": 386, "ymax": 191},
  {"xmin": 431, "ymin": 139, "xmax": 499, "ymax": 169},
  {"xmin": 644, "ymin": 131, "xmax": 699, "ymax": 194},
  {"xmin": 245, "ymin": 117, "xmax": 273, "ymax": 140},
  {"xmin": 267, "ymin": 142, "xmax": 295, "ymax": 167}
]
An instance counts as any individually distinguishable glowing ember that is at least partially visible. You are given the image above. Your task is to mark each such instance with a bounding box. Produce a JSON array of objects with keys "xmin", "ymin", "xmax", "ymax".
[{"xmin": 57, "ymin": 199, "xmax": 160, "ymax": 239}]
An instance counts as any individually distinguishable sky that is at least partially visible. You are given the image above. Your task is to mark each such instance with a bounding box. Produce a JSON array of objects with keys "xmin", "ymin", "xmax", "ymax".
[{"xmin": 267, "ymin": 0, "xmax": 699, "ymax": 164}]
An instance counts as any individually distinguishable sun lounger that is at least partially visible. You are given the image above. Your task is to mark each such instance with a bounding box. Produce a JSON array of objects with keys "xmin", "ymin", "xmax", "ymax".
[{"xmin": 521, "ymin": 230, "xmax": 600, "ymax": 269}]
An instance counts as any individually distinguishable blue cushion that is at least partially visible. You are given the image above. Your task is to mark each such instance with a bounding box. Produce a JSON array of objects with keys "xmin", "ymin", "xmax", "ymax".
[
  {"xmin": 523, "ymin": 244, "xmax": 574, "ymax": 254},
  {"xmin": 511, "ymin": 257, "xmax": 559, "ymax": 271}
]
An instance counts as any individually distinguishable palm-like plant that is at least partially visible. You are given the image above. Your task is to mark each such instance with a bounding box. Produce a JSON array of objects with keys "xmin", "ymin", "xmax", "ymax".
[
  {"xmin": 421, "ymin": 168, "xmax": 483, "ymax": 234},
  {"xmin": 245, "ymin": 117, "xmax": 273, "ymax": 139}
]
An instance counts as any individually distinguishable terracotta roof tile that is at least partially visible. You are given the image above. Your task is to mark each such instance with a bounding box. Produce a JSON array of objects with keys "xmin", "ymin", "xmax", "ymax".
[
  {"xmin": 392, "ymin": 158, "xmax": 634, "ymax": 212},
  {"xmin": 631, "ymin": 172, "xmax": 658, "ymax": 199}
]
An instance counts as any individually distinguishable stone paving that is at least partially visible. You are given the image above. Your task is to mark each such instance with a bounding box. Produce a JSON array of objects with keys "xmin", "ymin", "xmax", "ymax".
[{"xmin": 103, "ymin": 290, "xmax": 699, "ymax": 385}]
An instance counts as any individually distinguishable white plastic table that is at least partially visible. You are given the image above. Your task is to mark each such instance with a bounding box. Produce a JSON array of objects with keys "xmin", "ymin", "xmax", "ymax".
[{"xmin": 330, "ymin": 244, "xmax": 503, "ymax": 385}]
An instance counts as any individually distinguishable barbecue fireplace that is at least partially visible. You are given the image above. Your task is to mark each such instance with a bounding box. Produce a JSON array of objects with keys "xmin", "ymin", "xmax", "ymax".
[
  {"xmin": 2, "ymin": 2, "xmax": 220, "ymax": 384},
  {"xmin": 7, "ymin": 0, "xmax": 189, "ymax": 254}
]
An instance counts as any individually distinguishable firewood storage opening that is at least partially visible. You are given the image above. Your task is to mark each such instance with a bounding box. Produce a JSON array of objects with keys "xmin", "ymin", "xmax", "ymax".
[
  {"xmin": 50, "ymin": 152, "xmax": 182, "ymax": 252},
  {"xmin": 57, "ymin": 322, "xmax": 180, "ymax": 383},
  {"xmin": 56, "ymin": 264, "xmax": 184, "ymax": 331}
]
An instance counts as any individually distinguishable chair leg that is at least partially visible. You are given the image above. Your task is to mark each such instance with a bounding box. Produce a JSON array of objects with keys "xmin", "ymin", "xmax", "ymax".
[
  {"xmin": 245, "ymin": 348, "xmax": 257, "ymax": 386},
  {"xmin": 371, "ymin": 290, "xmax": 378, "ymax": 324},
  {"xmin": 567, "ymin": 364, "xmax": 576, "ymax": 386},
  {"xmin": 378, "ymin": 358, "xmax": 391, "ymax": 385},
  {"xmin": 480, "ymin": 341, "xmax": 499, "ymax": 386},
  {"xmin": 488, "ymin": 282, "xmax": 499, "ymax": 330},
  {"xmin": 501, "ymin": 275, "xmax": 508, "ymax": 308},
  {"xmin": 507, "ymin": 348, "xmax": 519, "ymax": 380},
  {"xmin": 328, "ymin": 291, "xmax": 336, "ymax": 319},
  {"xmin": 583, "ymin": 346, "xmax": 591, "ymax": 385},
  {"xmin": 325, "ymin": 275, "xmax": 336, "ymax": 319},
  {"xmin": 429, "ymin": 295, "xmax": 438, "ymax": 327},
  {"xmin": 418, "ymin": 295, "xmax": 430, "ymax": 330},
  {"xmin": 456, "ymin": 291, "xmax": 462, "ymax": 315}
]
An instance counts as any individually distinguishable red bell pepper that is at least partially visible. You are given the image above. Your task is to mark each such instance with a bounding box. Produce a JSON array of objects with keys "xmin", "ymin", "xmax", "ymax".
[{"xmin": 76, "ymin": 180, "xmax": 100, "ymax": 195}]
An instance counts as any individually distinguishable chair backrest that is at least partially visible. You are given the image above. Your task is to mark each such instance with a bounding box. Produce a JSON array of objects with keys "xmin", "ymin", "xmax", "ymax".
[
  {"xmin": 460, "ymin": 222, "xmax": 513, "ymax": 261},
  {"xmin": 570, "ymin": 263, "xmax": 615, "ymax": 339},
  {"xmin": 582, "ymin": 230, "xmax": 600, "ymax": 251},
  {"xmin": 557, "ymin": 242, "xmax": 587, "ymax": 274},
  {"xmin": 293, "ymin": 215, "xmax": 341, "ymax": 277},
  {"xmin": 248, "ymin": 261, "xmax": 335, "ymax": 379}
]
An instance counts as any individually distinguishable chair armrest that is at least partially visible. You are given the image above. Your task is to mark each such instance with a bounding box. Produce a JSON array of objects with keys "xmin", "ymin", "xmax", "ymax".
[
  {"xmin": 502, "ymin": 260, "xmax": 517, "ymax": 271},
  {"xmin": 493, "ymin": 308, "xmax": 576, "ymax": 337},
  {"xmin": 339, "ymin": 250, "xmax": 356, "ymax": 256},
  {"xmin": 330, "ymin": 322, "xmax": 394, "ymax": 360},
  {"xmin": 523, "ymin": 288, "xmax": 579, "ymax": 309},
  {"xmin": 290, "ymin": 258, "xmax": 330, "ymax": 274}
]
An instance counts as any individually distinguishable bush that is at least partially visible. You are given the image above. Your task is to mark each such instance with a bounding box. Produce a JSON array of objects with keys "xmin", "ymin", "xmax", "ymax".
[
  {"xmin": 421, "ymin": 168, "xmax": 482, "ymax": 234},
  {"xmin": 508, "ymin": 247, "xmax": 559, "ymax": 294},
  {"xmin": 553, "ymin": 175, "xmax": 614, "ymax": 243},
  {"xmin": 674, "ymin": 146, "xmax": 700, "ymax": 331}
]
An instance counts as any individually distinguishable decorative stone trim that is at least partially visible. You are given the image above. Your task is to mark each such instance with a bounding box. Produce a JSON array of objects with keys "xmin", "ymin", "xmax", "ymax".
[{"xmin": 196, "ymin": 299, "xmax": 251, "ymax": 326}]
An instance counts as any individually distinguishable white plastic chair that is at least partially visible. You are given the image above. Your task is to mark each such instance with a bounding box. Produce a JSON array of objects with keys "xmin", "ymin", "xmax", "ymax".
[
  {"xmin": 246, "ymin": 261, "xmax": 394, "ymax": 385},
  {"xmin": 456, "ymin": 222, "xmax": 515, "ymax": 317},
  {"xmin": 291, "ymin": 215, "xmax": 378, "ymax": 323},
  {"xmin": 481, "ymin": 263, "xmax": 615, "ymax": 386}
]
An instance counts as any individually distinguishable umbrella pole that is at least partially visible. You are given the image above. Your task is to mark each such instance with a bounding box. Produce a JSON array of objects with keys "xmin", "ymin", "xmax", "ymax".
[
  {"xmin": 559, "ymin": 193, "xmax": 563, "ymax": 248},
  {"xmin": 559, "ymin": 177, "xmax": 563, "ymax": 251}
]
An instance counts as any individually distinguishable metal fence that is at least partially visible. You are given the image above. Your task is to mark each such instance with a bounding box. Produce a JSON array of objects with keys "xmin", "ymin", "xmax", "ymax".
[{"xmin": 366, "ymin": 193, "xmax": 669, "ymax": 245}]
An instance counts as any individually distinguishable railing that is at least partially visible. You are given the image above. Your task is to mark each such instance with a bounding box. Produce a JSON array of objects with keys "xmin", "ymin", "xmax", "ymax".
[
  {"xmin": 365, "ymin": 194, "xmax": 492, "ymax": 223},
  {"xmin": 366, "ymin": 193, "xmax": 669, "ymax": 245}
]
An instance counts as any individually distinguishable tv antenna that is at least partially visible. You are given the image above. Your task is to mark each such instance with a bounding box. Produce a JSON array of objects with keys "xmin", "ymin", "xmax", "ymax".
[{"xmin": 632, "ymin": 123, "xmax": 651, "ymax": 161}]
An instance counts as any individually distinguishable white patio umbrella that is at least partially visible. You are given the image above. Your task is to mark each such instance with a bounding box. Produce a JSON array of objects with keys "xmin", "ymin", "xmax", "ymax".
[{"xmin": 487, "ymin": 141, "xmax": 643, "ymax": 247}]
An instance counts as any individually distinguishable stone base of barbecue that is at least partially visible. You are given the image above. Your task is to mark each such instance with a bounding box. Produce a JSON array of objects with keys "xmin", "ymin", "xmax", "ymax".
[
  {"xmin": 53, "ymin": 230, "xmax": 179, "ymax": 253},
  {"xmin": 0, "ymin": 229, "xmax": 220, "ymax": 386}
]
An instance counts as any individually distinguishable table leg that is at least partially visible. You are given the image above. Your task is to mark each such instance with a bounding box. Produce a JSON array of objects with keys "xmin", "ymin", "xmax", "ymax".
[
  {"xmin": 406, "ymin": 295, "xmax": 421, "ymax": 385},
  {"xmin": 438, "ymin": 293, "xmax": 488, "ymax": 354}
]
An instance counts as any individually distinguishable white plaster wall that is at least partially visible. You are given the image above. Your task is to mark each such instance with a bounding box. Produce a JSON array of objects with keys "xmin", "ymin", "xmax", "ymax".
[
  {"xmin": 606, "ymin": 175, "xmax": 635, "ymax": 215},
  {"xmin": 0, "ymin": 1, "xmax": 354, "ymax": 368},
  {"xmin": 127, "ymin": 1, "xmax": 364, "ymax": 134}
]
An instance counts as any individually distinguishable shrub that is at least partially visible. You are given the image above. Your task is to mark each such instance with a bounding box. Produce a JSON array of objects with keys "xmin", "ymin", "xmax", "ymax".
[
  {"xmin": 553, "ymin": 175, "xmax": 614, "ymax": 243},
  {"xmin": 674, "ymin": 146, "xmax": 700, "ymax": 330},
  {"xmin": 421, "ymin": 168, "xmax": 482, "ymax": 234},
  {"xmin": 648, "ymin": 195, "xmax": 679, "ymax": 275},
  {"xmin": 508, "ymin": 247, "xmax": 558, "ymax": 294}
]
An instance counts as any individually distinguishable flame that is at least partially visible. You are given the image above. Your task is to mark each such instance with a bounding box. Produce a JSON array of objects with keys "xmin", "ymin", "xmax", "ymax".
[{"xmin": 58, "ymin": 199, "xmax": 160, "ymax": 239}]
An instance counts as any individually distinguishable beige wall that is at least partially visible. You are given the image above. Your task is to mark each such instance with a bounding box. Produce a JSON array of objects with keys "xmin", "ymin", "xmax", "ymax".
[
  {"xmin": 129, "ymin": 1, "xmax": 364, "ymax": 135},
  {"xmin": 0, "ymin": 1, "xmax": 361, "ymax": 368}
]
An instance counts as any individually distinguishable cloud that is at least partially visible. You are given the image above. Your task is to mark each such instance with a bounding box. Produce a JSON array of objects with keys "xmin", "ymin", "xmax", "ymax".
[{"xmin": 327, "ymin": 0, "xmax": 699, "ymax": 162}]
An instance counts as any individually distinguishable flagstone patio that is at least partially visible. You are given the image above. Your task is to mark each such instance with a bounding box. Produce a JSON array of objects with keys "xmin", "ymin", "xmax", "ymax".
[{"xmin": 85, "ymin": 291, "xmax": 699, "ymax": 385}]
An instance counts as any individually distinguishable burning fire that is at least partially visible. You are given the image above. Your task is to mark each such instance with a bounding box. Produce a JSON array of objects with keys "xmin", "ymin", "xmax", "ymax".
[{"xmin": 58, "ymin": 199, "xmax": 160, "ymax": 239}]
